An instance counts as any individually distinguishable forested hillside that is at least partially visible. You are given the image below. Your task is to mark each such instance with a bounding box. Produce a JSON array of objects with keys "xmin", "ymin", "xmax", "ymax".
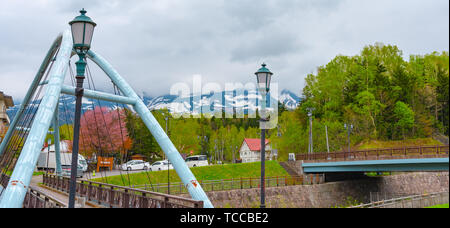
[
  {"xmin": 271, "ymin": 43, "xmax": 448, "ymax": 160},
  {"xmin": 55, "ymin": 43, "xmax": 448, "ymax": 164}
]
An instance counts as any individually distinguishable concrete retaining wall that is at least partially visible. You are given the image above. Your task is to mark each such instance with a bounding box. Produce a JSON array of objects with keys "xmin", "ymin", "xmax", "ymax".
[{"xmin": 203, "ymin": 172, "xmax": 449, "ymax": 208}]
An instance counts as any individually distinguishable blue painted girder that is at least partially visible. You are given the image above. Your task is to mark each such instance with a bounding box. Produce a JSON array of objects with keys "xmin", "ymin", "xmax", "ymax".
[{"xmin": 302, "ymin": 158, "xmax": 449, "ymax": 173}]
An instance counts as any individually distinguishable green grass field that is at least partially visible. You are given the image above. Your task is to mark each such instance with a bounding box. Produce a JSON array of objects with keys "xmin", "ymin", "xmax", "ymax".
[
  {"xmin": 356, "ymin": 138, "xmax": 443, "ymax": 150},
  {"xmin": 2, "ymin": 171, "xmax": 44, "ymax": 176},
  {"xmin": 426, "ymin": 204, "xmax": 449, "ymax": 208},
  {"xmin": 92, "ymin": 161, "xmax": 289, "ymax": 186}
]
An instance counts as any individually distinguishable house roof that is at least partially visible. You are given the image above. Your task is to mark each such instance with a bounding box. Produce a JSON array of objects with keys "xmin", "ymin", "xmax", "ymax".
[{"xmin": 243, "ymin": 138, "xmax": 270, "ymax": 151}]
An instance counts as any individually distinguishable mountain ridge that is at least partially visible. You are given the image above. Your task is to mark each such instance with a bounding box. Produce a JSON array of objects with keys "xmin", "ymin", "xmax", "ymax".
[{"xmin": 6, "ymin": 89, "xmax": 301, "ymax": 124}]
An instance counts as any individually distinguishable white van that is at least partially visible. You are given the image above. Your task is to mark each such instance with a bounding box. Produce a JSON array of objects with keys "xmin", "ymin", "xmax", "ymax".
[
  {"xmin": 185, "ymin": 155, "xmax": 208, "ymax": 168},
  {"xmin": 37, "ymin": 141, "xmax": 88, "ymax": 172},
  {"xmin": 36, "ymin": 152, "xmax": 88, "ymax": 172},
  {"xmin": 37, "ymin": 152, "xmax": 88, "ymax": 172}
]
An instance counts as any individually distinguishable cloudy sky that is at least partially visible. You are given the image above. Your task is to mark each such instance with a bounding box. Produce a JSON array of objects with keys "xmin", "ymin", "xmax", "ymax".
[{"xmin": 0, "ymin": 0, "xmax": 448, "ymax": 102}]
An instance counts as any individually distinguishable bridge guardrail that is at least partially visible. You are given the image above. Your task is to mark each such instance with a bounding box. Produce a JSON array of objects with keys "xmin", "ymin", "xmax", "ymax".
[
  {"xmin": 1, "ymin": 174, "xmax": 66, "ymax": 208},
  {"xmin": 23, "ymin": 187, "xmax": 67, "ymax": 208},
  {"xmin": 296, "ymin": 145, "xmax": 449, "ymax": 162},
  {"xmin": 42, "ymin": 174, "xmax": 204, "ymax": 208},
  {"xmin": 132, "ymin": 174, "xmax": 325, "ymax": 195}
]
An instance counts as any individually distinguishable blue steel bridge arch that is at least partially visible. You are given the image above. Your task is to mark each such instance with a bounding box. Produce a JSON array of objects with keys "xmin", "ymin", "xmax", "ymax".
[{"xmin": 0, "ymin": 30, "xmax": 213, "ymax": 208}]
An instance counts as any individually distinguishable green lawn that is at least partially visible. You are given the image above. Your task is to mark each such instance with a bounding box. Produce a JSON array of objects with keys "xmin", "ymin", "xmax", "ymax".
[
  {"xmin": 426, "ymin": 204, "xmax": 449, "ymax": 208},
  {"xmin": 357, "ymin": 138, "xmax": 443, "ymax": 150},
  {"xmin": 92, "ymin": 161, "xmax": 289, "ymax": 187},
  {"xmin": 2, "ymin": 171, "xmax": 44, "ymax": 176}
]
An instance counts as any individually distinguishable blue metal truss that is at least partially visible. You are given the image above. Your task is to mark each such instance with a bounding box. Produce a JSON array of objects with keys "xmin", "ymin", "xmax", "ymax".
[
  {"xmin": 0, "ymin": 30, "xmax": 213, "ymax": 208},
  {"xmin": 302, "ymin": 158, "xmax": 449, "ymax": 173}
]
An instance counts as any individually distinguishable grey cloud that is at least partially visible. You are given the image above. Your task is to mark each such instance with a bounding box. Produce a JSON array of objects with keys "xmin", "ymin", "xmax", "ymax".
[
  {"xmin": 0, "ymin": 0, "xmax": 448, "ymax": 100},
  {"xmin": 230, "ymin": 31, "xmax": 303, "ymax": 62}
]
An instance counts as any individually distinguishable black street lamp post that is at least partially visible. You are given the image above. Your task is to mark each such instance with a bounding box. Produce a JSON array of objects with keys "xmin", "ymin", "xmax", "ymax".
[
  {"xmin": 254, "ymin": 63, "xmax": 273, "ymax": 209},
  {"xmin": 68, "ymin": 9, "xmax": 96, "ymax": 208}
]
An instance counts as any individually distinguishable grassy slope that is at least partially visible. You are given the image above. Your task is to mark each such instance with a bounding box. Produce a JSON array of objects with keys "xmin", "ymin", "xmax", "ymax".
[
  {"xmin": 93, "ymin": 160, "xmax": 289, "ymax": 186},
  {"xmin": 425, "ymin": 204, "xmax": 449, "ymax": 208},
  {"xmin": 356, "ymin": 138, "xmax": 443, "ymax": 150}
]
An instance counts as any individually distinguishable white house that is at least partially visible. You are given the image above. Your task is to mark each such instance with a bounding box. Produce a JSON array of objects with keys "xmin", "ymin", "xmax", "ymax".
[{"xmin": 239, "ymin": 138, "xmax": 272, "ymax": 163}]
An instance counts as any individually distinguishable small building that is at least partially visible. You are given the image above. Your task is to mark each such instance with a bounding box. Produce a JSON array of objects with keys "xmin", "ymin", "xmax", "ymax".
[
  {"xmin": 0, "ymin": 91, "xmax": 14, "ymax": 141},
  {"xmin": 239, "ymin": 138, "xmax": 272, "ymax": 163},
  {"xmin": 131, "ymin": 154, "xmax": 147, "ymax": 161}
]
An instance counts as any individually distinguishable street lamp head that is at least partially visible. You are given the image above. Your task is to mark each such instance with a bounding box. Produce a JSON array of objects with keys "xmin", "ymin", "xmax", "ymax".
[
  {"xmin": 255, "ymin": 63, "xmax": 273, "ymax": 93},
  {"xmin": 69, "ymin": 8, "xmax": 97, "ymax": 52},
  {"xmin": 344, "ymin": 123, "xmax": 354, "ymax": 130}
]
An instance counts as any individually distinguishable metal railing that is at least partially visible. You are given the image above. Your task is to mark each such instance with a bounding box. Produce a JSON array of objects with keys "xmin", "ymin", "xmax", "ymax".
[
  {"xmin": 350, "ymin": 192, "xmax": 449, "ymax": 208},
  {"xmin": 297, "ymin": 145, "xmax": 449, "ymax": 163},
  {"xmin": 42, "ymin": 174, "xmax": 204, "ymax": 208},
  {"xmin": 133, "ymin": 174, "xmax": 325, "ymax": 195},
  {"xmin": 1, "ymin": 174, "xmax": 66, "ymax": 208},
  {"xmin": 23, "ymin": 187, "xmax": 67, "ymax": 208},
  {"xmin": 0, "ymin": 173, "xmax": 9, "ymax": 189},
  {"xmin": 369, "ymin": 192, "xmax": 413, "ymax": 203}
]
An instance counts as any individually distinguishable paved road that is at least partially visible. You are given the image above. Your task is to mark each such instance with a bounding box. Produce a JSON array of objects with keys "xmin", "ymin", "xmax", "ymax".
[{"xmin": 81, "ymin": 169, "xmax": 154, "ymax": 181}]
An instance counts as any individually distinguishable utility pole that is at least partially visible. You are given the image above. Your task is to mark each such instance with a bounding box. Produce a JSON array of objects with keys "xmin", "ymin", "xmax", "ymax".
[
  {"xmin": 164, "ymin": 115, "xmax": 168, "ymax": 160},
  {"xmin": 214, "ymin": 140, "xmax": 217, "ymax": 164},
  {"xmin": 344, "ymin": 124, "xmax": 353, "ymax": 153},
  {"xmin": 165, "ymin": 114, "xmax": 170, "ymax": 195},
  {"xmin": 46, "ymin": 139, "xmax": 51, "ymax": 174},
  {"xmin": 325, "ymin": 125, "xmax": 330, "ymax": 154},
  {"xmin": 310, "ymin": 114, "xmax": 313, "ymax": 154},
  {"xmin": 307, "ymin": 108, "xmax": 314, "ymax": 156}
]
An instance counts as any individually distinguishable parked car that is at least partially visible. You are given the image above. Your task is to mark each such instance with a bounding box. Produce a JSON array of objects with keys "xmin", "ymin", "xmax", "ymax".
[
  {"xmin": 121, "ymin": 160, "xmax": 150, "ymax": 171},
  {"xmin": 149, "ymin": 160, "xmax": 173, "ymax": 171},
  {"xmin": 185, "ymin": 155, "xmax": 209, "ymax": 168},
  {"xmin": 61, "ymin": 165, "xmax": 84, "ymax": 178}
]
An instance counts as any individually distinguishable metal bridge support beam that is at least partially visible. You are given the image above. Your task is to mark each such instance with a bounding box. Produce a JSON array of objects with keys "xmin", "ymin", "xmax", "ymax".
[
  {"xmin": 87, "ymin": 50, "xmax": 214, "ymax": 208},
  {"xmin": 0, "ymin": 30, "xmax": 73, "ymax": 208},
  {"xmin": 60, "ymin": 84, "xmax": 137, "ymax": 105},
  {"xmin": 0, "ymin": 35, "xmax": 62, "ymax": 157},
  {"xmin": 53, "ymin": 103, "xmax": 62, "ymax": 176}
]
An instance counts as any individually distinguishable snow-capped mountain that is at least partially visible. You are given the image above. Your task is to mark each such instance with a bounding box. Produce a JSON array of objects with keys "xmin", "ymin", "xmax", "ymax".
[
  {"xmin": 145, "ymin": 89, "xmax": 301, "ymax": 115},
  {"xmin": 6, "ymin": 90, "xmax": 301, "ymax": 123},
  {"xmin": 6, "ymin": 95, "xmax": 124, "ymax": 125},
  {"xmin": 279, "ymin": 89, "xmax": 301, "ymax": 110}
]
